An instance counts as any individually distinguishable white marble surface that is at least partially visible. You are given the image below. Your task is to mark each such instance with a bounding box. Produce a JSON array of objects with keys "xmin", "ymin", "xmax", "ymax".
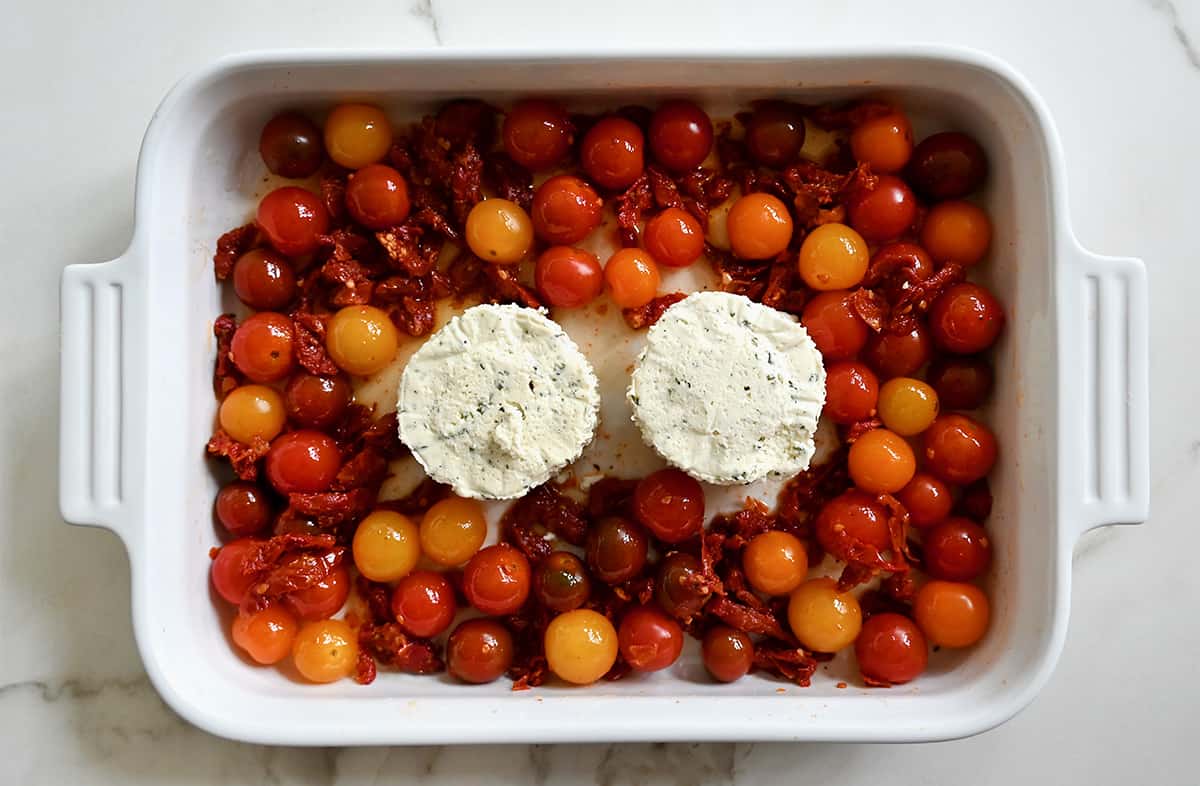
[{"xmin": 3, "ymin": 0, "xmax": 1196, "ymax": 781}]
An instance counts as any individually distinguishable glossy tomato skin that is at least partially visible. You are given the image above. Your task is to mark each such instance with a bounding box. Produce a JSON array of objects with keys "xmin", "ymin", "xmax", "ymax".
[
  {"xmin": 923, "ymin": 413, "xmax": 998, "ymax": 485},
  {"xmin": 618, "ymin": 605, "xmax": 684, "ymax": 672},
  {"xmin": 345, "ymin": 164, "xmax": 411, "ymax": 229},
  {"xmin": 907, "ymin": 131, "xmax": 988, "ymax": 200},
  {"xmin": 728, "ymin": 193, "xmax": 793, "ymax": 260},
  {"xmin": 643, "ymin": 208, "xmax": 704, "ymax": 268},
  {"xmin": 534, "ymin": 551, "xmax": 592, "ymax": 613},
  {"xmin": 531, "ymin": 175, "xmax": 603, "ymax": 245},
  {"xmin": 632, "ymin": 468, "xmax": 705, "ymax": 543},
  {"xmin": 285, "ymin": 563, "xmax": 350, "ymax": 621},
  {"xmin": 846, "ymin": 176, "xmax": 918, "ymax": 243},
  {"xmin": 913, "ymin": 580, "xmax": 990, "ymax": 647},
  {"xmin": 927, "ymin": 356, "xmax": 994, "ymax": 410},
  {"xmin": 231, "ymin": 312, "xmax": 296, "ymax": 383},
  {"xmin": 259, "ymin": 112, "xmax": 323, "ymax": 178},
  {"xmin": 655, "ymin": 552, "xmax": 709, "ymax": 620},
  {"xmin": 232, "ymin": 249, "xmax": 296, "ymax": 311},
  {"xmin": 922, "ymin": 517, "xmax": 992, "ymax": 581},
  {"xmin": 447, "ymin": 619, "xmax": 514, "ymax": 684},
  {"xmin": 896, "ymin": 473, "xmax": 953, "ymax": 529},
  {"xmin": 535, "ymin": 246, "xmax": 604, "ymax": 308},
  {"xmin": 503, "ymin": 99, "xmax": 572, "ymax": 171},
  {"xmin": 391, "ymin": 571, "xmax": 457, "ymax": 638},
  {"xmin": 648, "ymin": 100, "xmax": 713, "ymax": 172},
  {"xmin": 849, "ymin": 113, "xmax": 913, "ymax": 174},
  {"xmin": 801, "ymin": 291, "xmax": 869, "ymax": 362},
  {"xmin": 265, "ymin": 430, "xmax": 342, "ymax": 494},
  {"xmin": 284, "ymin": 374, "xmax": 352, "ymax": 430},
  {"xmin": 211, "ymin": 538, "xmax": 260, "ymax": 604},
  {"xmin": 823, "ymin": 360, "xmax": 879, "ymax": 424},
  {"xmin": 462, "ymin": 544, "xmax": 532, "ymax": 616},
  {"xmin": 929, "ymin": 283, "xmax": 1005, "ymax": 354},
  {"xmin": 581, "ymin": 117, "xmax": 645, "ymax": 190},
  {"xmin": 256, "ymin": 186, "xmax": 329, "ymax": 257},
  {"xmin": 215, "ymin": 481, "xmax": 273, "ymax": 538},
  {"xmin": 855, "ymin": 612, "xmax": 928, "ymax": 685},
  {"xmin": 816, "ymin": 490, "xmax": 890, "ymax": 552},
  {"xmin": 604, "ymin": 248, "xmax": 660, "ymax": 309},
  {"xmin": 862, "ymin": 324, "xmax": 933, "ymax": 380},
  {"xmin": 744, "ymin": 103, "xmax": 806, "ymax": 167},
  {"xmin": 702, "ymin": 626, "xmax": 754, "ymax": 682},
  {"xmin": 586, "ymin": 517, "xmax": 649, "ymax": 584}
]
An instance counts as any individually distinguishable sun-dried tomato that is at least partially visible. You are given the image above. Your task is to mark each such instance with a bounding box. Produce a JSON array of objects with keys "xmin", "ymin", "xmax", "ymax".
[
  {"xmin": 501, "ymin": 483, "xmax": 589, "ymax": 563},
  {"xmin": 842, "ymin": 418, "xmax": 883, "ymax": 444},
  {"xmin": 235, "ymin": 533, "xmax": 344, "ymax": 611},
  {"xmin": 850, "ymin": 287, "xmax": 889, "ymax": 333},
  {"xmin": 782, "ymin": 160, "xmax": 877, "ymax": 221},
  {"xmin": 484, "ymin": 152, "xmax": 534, "ymax": 210},
  {"xmin": 354, "ymin": 651, "xmax": 378, "ymax": 685},
  {"xmin": 332, "ymin": 448, "xmax": 388, "ymax": 492},
  {"xmin": 320, "ymin": 172, "xmax": 348, "ymax": 223},
  {"xmin": 290, "ymin": 311, "xmax": 341, "ymax": 376},
  {"xmin": 760, "ymin": 255, "xmax": 806, "ymax": 314},
  {"xmin": 409, "ymin": 206, "xmax": 459, "ymax": 241},
  {"xmin": 754, "ymin": 644, "xmax": 818, "ymax": 686},
  {"xmin": 213, "ymin": 223, "xmax": 256, "ymax": 280},
  {"xmin": 206, "ymin": 429, "xmax": 269, "ymax": 481},
  {"xmin": 376, "ymin": 224, "xmax": 437, "ymax": 277},
  {"xmin": 712, "ymin": 245, "xmax": 772, "ymax": 301},
  {"xmin": 506, "ymin": 606, "xmax": 551, "ymax": 690},
  {"xmin": 321, "ymin": 257, "xmax": 374, "ymax": 306},
  {"xmin": 412, "ymin": 116, "xmax": 455, "ymax": 185},
  {"xmin": 286, "ymin": 489, "xmax": 375, "ymax": 529},
  {"xmin": 445, "ymin": 251, "xmax": 487, "ymax": 299},
  {"xmin": 885, "ymin": 262, "xmax": 965, "ymax": 335},
  {"xmin": 482, "ymin": 264, "xmax": 541, "ymax": 309},
  {"xmin": 359, "ymin": 622, "xmax": 443, "ymax": 673},
  {"xmin": 648, "ymin": 167, "xmax": 684, "ymax": 210},
  {"xmin": 334, "ymin": 403, "xmax": 375, "ymax": 446},
  {"xmin": 212, "ymin": 313, "xmax": 241, "ymax": 397},
  {"xmin": 586, "ymin": 477, "xmax": 638, "ymax": 519},
  {"xmin": 449, "ymin": 144, "xmax": 484, "ymax": 227},
  {"xmin": 623, "ymin": 292, "xmax": 686, "ymax": 329},
  {"xmin": 614, "ymin": 173, "xmax": 654, "ymax": 247},
  {"xmin": 706, "ymin": 595, "xmax": 793, "ymax": 642},
  {"xmin": 357, "ymin": 575, "xmax": 395, "ymax": 624}
]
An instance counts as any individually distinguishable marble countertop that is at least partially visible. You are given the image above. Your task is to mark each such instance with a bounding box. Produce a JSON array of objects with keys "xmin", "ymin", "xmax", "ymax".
[{"xmin": 3, "ymin": 0, "xmax": 1196, "ymax": 782}]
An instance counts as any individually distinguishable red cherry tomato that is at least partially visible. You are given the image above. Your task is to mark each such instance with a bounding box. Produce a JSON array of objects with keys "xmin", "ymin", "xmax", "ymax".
[
  {"xmin": 927, "ymin": 357, "xmax": 994, "ymax": 410},
  {"xmin": 534, "ymin": 246, "xmax": 603, "ymax": 309},
  {"xmin": 232, "ymin": 248, "xmax": 296, "ymax": 311},
  {"xmin": 643, "ymin": 208, "xmax": 704, "ymax": 268},
  {"xmin": 265, "ymin": 430, "xmax": 342, "ymax": 494},
  {"xmin": 618, "ymin": 605, "xmax": 685, "ymax": 672},
  {"xmin": 823, "ymin": 360, "xmax": 879, "ymax": 424},
  {"xmin": 230, "ymin": 312, "xmax": 296, "ymax": 383},
  {"xmin": 446, "ymin": 618, "xmax": 514, "ymax": 684},
  {"xmin": 632, "ymin": 468, "xmax": 705, "ymax": 543},
  {"xmin": 345, "ymin": 164, "xmax": 411, "ymax": 230},
  {"xmin": 816, "ymin": 490, "xmax": 890, "ymax": 552},
  {"xmin": 846, "ymin": 176, "xmax": 918, "ymax": 243},
  {"xmin": 923, "ymin": 413, "xmax": 998, "ymax": 485},
  {"xmin": 462, "ymin": 544, "xmax": 531, "ymax": 616},
  {"xmin": 581, "ymin": 117, "xmax": 644, "ymax": 190},
  {"xmin": 283, "ymin": 374, "xmax": 353, "ymax": 430},
  {"xmin": 531, "ymin": 175, "xmax": 603, "ymax": 245},
  {"xmin": 391, "ymin": 571, "xmax": 457, "ymax": 638},
  {"xmin": 702, "ymin": 626, "xmax": 754, "ymax": 682},
  {"xmin": 929, "ymin": 282, "xmax": 1005, "ymax": 354},
  {"xmin": 907, "ymin": 131, "xmax": 989, "ymax": 200},
  {"xmin": 211, "ymin": 538, "xmax": 259, "ymax": 604},
  {"xmin": 862, "ymin": 323, "xmax": 933, "ymax": 380},
  {"xmin": 256, "ymin": 186, "xmax": 329, "ymax": 257},
  {"xmin": 801, "ymin": 291, "xmax": 868, "ymax": 362},
  {"xmin": 855, "ymin": 612, "xmax": 928, "ymax": 685},
  {"xmin": 896, "ymin": 473, "xmax": 953, "ymax": 529},
  {"xmin": 215, "ymin": 481, "xmax": 272, "ymax": 538},
  {"xmin": 648, "ymin": 100, "xmax": 713, "ymax": 172},
  {"xmin": 923, "ymin": 517, "xmax": 992, "ymax": 581},
  {"xmin": 502, "ymin": 99, "xmax": 572, "ymax": 171},
  {"xmin": 285, "ymin": 564, "xmax": 350, "ymax": 621}
]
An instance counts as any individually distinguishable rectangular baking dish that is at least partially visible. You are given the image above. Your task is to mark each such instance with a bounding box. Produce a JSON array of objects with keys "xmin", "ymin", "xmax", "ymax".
[{"xmin": 58, "ymin": 47, "xmax": 1149, "ymax": 745}]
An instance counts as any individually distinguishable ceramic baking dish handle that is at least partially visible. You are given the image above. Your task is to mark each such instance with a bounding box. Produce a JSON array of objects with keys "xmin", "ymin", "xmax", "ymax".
[
  {"xmin": 60, "ymin": 254, "xmax": 138, "ymax": 535},
  {"xmin": 1065, "ymin": 241, "xmax": 1150, "ymax": 536}
]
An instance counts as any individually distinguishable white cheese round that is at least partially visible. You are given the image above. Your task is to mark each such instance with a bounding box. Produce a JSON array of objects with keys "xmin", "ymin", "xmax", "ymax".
[
  {"xmin": 628, "ymin": 291, "xmax": 826, "ymax": 485},
  {"xmin": 397, "ymin": 304, "xmax": 601, "ymax": 500}
]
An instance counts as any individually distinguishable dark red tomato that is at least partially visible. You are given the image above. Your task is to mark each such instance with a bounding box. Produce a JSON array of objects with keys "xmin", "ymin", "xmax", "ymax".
[
  {"xmin": 581, "ymin": 116, "xmax": 645, "ymax": 190},
  {"xmin": 215, "ymin": 481, "xmax": 272, "ymax": 538},
  {"xmin": 619, "ymin": 605, "xmax": 684, "ymax": 672},
  {"xmin": 648, "ymin": 100, "xmax": 713, "ymax": 172},
  {"xmin": 284, "ymin": 374, "xmax": 352, "ymax": 430},
  {"xmin": 862, "ymin": 323, "xmax": 933, "ymax": 379},
  {"xmin": 211, "ymin": 538, "xmax": 259, "ymax": 604},
  {"xmin": 586, "ymin": 516, "xmax": 649, "ymax": 584},
  {"xmin": 534, "ymin": 246, "xmax": 603, "ymax": 309},
  {"xmin": 531, "ymin": 175, "xmax": 603, "ymax": 245},
  {"xmin": 846, "ymin": 176, "xmax": 918, "ymax": 243},
  {"xmin": 923, "ymin": 413, "xmax": 998, "ymax": 485},
  {"xmin": 502, "ymin": 99, "xmax": 572, "ymax": 171},
  {"xmin": 285, "ymin": 563, "xmax": 350, "ymax": 620},
  {"xmin": 462, "ymin": 544, "xmax": 531, "ymax": 616},
  {"xmin": 816, "ymin": 490, "xmax": 890, "ymax": 551},
  {"xmin": 927, "ymin": 357, "xmax": 994, "ymax": 410},
  {"xmin": 265, "ymin": 430, "xmax": 342, "ymax": 494},
  {"xmin": 256, "ymin": 186, "xmax": 329, "ymax": 257},
  {"xmin": 534, "ymin": 551, "xmax": 592, "ymax": 613},
  {"xmin": 643, "ymin": 207, "xmax": 704, "ymax": 268},
  {"xmin": 391, "ymin": 571, "xmax": 457, "ymax": 638},
  {"xmin": 259, "ymin": 112, "xmax": 323, "ymax": 178},
  {"xmin": 958, "ymin": 479, "xmax": 993, "ymax": 521},
  {"xmin": 896, "ymin": 473, "xmax": 953, "ymax": 529},
  {"xmin": 702, "ymin": 626, "xmax": 754, "ymax": 682},
  {"xmin": 230, "ymin": 312, "xmax": 296, "ymax": 383},
  {"xmin": 435, "ymin": 99, "xmax": 496, "ymax": 149},
  {"xmin": 907, "ymin": 131, "xmax": 989, "ymax": 200},
  {"xmin": 446, "ymin": 618, "xmax": 514, "ymax": 684},
  {"xmin": 870, "ymin": 242, "xmax": 935, "ymax": 287},
  {"xmin": 232, "ymin": 248, "xmax": 297, "ymax": 311},
  {"xmin": 633, "ymin": 468, "xmax": 705, "ymax": 543},
  {"xmin": 345, "ymin": 164, "xmax": 411, "ymax": 230},
  {"xmin": 929, "ymin": 283, "xmax": 1005, "ymax": 354},
  {"xmin": 923, "ymin": 517, "xmax": 992, "ymax": 581},
  {"xmin": 855, "ymin": 612, "xmax": 928, "ymax": 685},
  {"xmin": 801, "ymin": 290, "xmax": 869, "ymax": 362},
  {"xmin": 655, "ymin": 552, "xmax": 709, "ymax": 620},
  {"xmin": 823, "ymin": 361, "xmax": 880, "ymax": 424},
  {"xmin": 744, "ymin": 102, "xmax": 806, "ymax": 167}
]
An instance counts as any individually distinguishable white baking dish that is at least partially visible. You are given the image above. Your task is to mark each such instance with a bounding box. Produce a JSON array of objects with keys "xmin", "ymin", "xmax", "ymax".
[{"xmin": 58, "ymin": 47, "xmax": 1149, "ymax": 745}]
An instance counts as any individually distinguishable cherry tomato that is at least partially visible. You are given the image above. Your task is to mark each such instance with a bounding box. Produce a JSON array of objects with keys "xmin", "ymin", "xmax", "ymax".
[
  {"xmin": 232, "ymin": 248, "xmax": 296, "ymax": 311},
  {"xmin": 353, "ymin": 510, "xmax": 421, "ymax": 582},
  {"xmin": 324, "ymin": 103, "xmax": 392, "ymax": 170},
  {"xmin": 256, "ymin": 186, "xmax": 329, "ymax": 257},
  {"xmin": 284, "ymin": 374, "xmax": 352, "ymax": 430},
  {"xmin": 648, "ymin": 100, "xmax": 713, "ymax": 172},
  {"xmin": 855, "ymin": 612, "xmax": 927, "ymax": 685},
  {"xmin": 463, "ymin": 544, "xmax": 531, "ymax": 616},
  {"xmin": 816, "ymin": 490, "xmax": 890, "ymax": 551},
  {"xmin": 265, "ymin": 430, "xmax": 341, "ymax": 494},
  {"xmin": 929, "ymin": 282, "xmax": 1005, "ymax": 355},
  {"xmin": 923, "ymin": 413, "xmax": 998, "ymax": 485},
  {"xmin": 877, "ymin": 377, "xmax": 939, "ymax": 436},
  {"xmin": 326, "ymin": 305, "xmax": 400, "ymax": 376},
  {"xmin": 534, "ymin": 551, "xmax": 592, "ymax": 613},
  {"xmin": 848, "ymin": 428, "xmax": 917, "ymax": 494},
  {"xmin": 447, "ymin": 618, "xmax": 514, "ymax": 684},
  {"xmin": 531, "ymin": 175, "xmax": 603, "ymax": 245},
  {"xmin": 502, "ymin": 99, "xmax": 572, "ymax": 171},
  {"xmin": 869, "ymin": 242, "xmax": 935, "ymax": 296},
  {"xmin": 231, "ymin": 312, "xmax": 296, "ymax": 383},
  {"xmin": 846, "ymin": 176, "xmax": 918, "ymax": 243},
  {"xmin": 218, "ymin": 384, "xmax": 286, "ymax": 444},
  {"xmin": 907, "ymin": 131, "xmax": 989, "ymax": 200},
  {"xmin": 345, "ymin": 164, "xmax": 411, "ymax": 229},
  {"xmin": 823, "ymin": 360, "xmax": 879, "ymax": 425},
  {"xmin": 920, "ymin": 200, "xmax": 991, "ymax": 266},
  {"xmin": 420, "ymin": 496, "xmax": 487, "ymax": 566},
  {"xmin": 435, "ymin": 99, "xmax": 496, "ymax": 150},
  {"xmin": 727, "ymin": 192, "xmax": 794, "ymax": 260},
  {"xmin": 535, "ymin": 246, "xmax": 604, "ymax": 309},
  {"xmin": 913, "ymin": 580, "xmax": 990, "ymax": 647},
  {"xmin": 797, "ymin": 223, "xmax": 869, "ymax": 290},
  {"xmin": 581, "ymin": 116, "xmax": 645, "ymax": 190},
  {"xmin": 633, "ymin": 468, "xmax": 705, "ymax": 543},
  {"xmin": 787, "ymin": 577, "xmax": 863, "ymax": 652},
  {"xmin": 259, "ymin": 112, "xmax": 323, "ymax": 178},
  {"xmin": 744, "ymin": 102, "xmax": 806, "ymax": 167},
  {"xmin": 391, "ymin": 571, "xmax": 457, "ymax": 638},
  {"xmin": 923, "ymin": 517, "xmax": 992, "ymax": 581},
  {"xmin": 742, "ymin": 531, "xmax": 809, "ymax": 597},
  {"xmin": 862, "ymin": 323, "xmax": 933, "ymax": 380},
  {"xmin": 702, "ymin": 626, "xmax": 754, "ymax": 682},
  {"xmin": 655, "ymin": 552, "xmax": 709, "ymax": 621},
  {"xmin": 215, "ymin": 481, "xmax": 273, "ymax": 538},
  {"xmin": 849, "ymin": 112, "xmax": 913, "ymax": 174},
  {"xmin": 285, "ymin": 564, "xmax": 350, "ymax": 621},
  {"xmin": 801, "ymin": 291, "xmax": 869, "ymax": 362},
  {"xmin": 643, "ymin": 207, "xmax": 704, "ymax": 268},
  {"xmin": 545, "ymin": 609, "xmax": 619, "ymax": 685},
  {"xmin": 959, "ymin": 479, "xmax": 993, "ymax": 521},
  {"xmin": 927, "ymin": 356, "xmax": 994, "ymax": 410},
  {"xmin": 211, "ymin": 538, "xmax": 259, "ymax": 604},
  {"xmin": 896, "ymin": 473, "xmax": 953, "ymax": 529},
  {"xmin": 604, "ymin": 248, "xmax": 660, "ymax": 309},
  {"xmin": 466, "ymin": 198, "xmax": 534, "ymax": 264},
  {"xmin": 232, "ymin": 604, "xmax": 299, "ymax": 665},
  {"xmin": 292, "ymin": 619, "xmax": 358, "ymax": 683},
  {"xmin": 619, "ymin": 605, "xmax": 684, "ymax": 672},
  {"xmin": 586, "ymin": 516, "xmax": 649, "ymax": 585}
]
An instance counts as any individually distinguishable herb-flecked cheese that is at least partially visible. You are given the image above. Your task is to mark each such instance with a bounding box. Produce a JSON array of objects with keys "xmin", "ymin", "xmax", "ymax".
[
  {"xmin": 397, "ymin": 304, "xmax": 601, "ymax": 500},
  {"xmin": 627, "ymin": 291, "xmax": 826, "ymax": 485}
]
